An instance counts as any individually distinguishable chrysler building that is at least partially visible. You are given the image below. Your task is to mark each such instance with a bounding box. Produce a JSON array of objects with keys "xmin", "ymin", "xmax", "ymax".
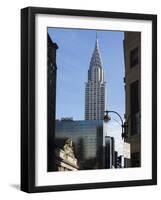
[{"xmin": 85, "ymin": 35, "xmax": 106, "ymax": 120}]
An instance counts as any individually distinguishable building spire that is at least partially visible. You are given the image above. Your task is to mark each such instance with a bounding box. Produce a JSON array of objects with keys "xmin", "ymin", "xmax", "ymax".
[
  {"xmin": 95, "ymin": 32, "xmax": 99, "ymax": 49},
  {"xmin": 89, "ymin": 32, "xmax": 103, "ymax": 70},
  {"xmin": 85, "ymin": 32, "xmax": 106, "ymax": 120}
]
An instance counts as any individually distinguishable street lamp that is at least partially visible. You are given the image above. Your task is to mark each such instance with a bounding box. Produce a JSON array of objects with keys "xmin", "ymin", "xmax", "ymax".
[{"xmin": 104, "ymin": 110, "xmax": 128, "ymax": 140}]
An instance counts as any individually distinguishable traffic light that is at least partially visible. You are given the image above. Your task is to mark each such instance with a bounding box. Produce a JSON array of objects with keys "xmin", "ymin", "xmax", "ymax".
[{"xmin": 117, "ymin": 156, "xmax": 122, "ymax": 168}]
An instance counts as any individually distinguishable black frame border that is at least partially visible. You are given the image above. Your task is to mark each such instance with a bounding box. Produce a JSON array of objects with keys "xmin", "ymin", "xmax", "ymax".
[{"xmin": 21, "ymin": 6, "xmax": 157, "ymax": 193}]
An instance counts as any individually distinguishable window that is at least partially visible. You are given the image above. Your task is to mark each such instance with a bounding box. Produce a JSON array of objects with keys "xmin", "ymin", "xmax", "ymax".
[
  {"xmin": 130, "ymin": 47, "xmax": 139, "ymax": 68},
  {"xmin": 130, "ymin": 80, "xmax": 140, "ymax": 135},
  {"xmin": 131, "ymin": 152, "xmax": 140, "ymax": 167}
]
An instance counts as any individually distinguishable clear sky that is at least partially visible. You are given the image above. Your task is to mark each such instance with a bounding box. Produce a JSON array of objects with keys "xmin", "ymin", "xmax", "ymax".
[
  {"xmin": 48, "ymin": 28, "xmax": 125, "ymax": 120},
  {"xmin": 48, "ymin": 28, "xmax": 125, "ymax": 155}
]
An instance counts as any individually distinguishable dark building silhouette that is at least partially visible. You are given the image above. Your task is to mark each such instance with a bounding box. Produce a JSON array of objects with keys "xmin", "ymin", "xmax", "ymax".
[{"xmin": 47, "ymin": 33, "xmax": 58, "ymax": 171}]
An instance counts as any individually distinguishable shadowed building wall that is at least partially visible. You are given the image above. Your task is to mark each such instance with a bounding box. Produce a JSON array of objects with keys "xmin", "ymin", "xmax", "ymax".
[
  {"xmin": 47, "ymin": 34, "xmax": 58, "ymax": 171},
  {"xmin": 123, "ymin": 32, "xmax": 141, "ymax": 167}
]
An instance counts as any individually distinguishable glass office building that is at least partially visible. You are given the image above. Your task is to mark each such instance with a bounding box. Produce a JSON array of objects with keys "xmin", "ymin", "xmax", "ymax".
[{"xmin": 55, "ymin": 120, "xmax": 104, "ymax": 170}]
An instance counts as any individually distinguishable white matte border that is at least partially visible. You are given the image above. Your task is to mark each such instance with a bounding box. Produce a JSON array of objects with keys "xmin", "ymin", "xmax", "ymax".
[{"xmin": 35, "ymin": 14, "xmax": 152, "ymax": 186}]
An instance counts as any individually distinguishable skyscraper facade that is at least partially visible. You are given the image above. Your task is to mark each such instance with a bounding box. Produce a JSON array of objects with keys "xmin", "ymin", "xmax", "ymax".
[{"xmin": 85, "ymin": 36, "xmax": 106, "ymax": 120}]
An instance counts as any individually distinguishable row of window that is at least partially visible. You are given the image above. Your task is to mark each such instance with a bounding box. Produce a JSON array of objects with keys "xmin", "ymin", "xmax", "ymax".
[
  {"xmin": 130, "ymin": 47, "xmax": 139, "ymax": 68},
  {"xmin": 130, "ymin": 79, "xmax": 140, "ymax": 136}
]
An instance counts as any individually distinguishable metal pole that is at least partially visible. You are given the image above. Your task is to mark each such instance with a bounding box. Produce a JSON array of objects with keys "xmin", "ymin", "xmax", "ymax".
[{"xmin": 104, "ymin": 110, "xmax": 125, "ymax": 139}]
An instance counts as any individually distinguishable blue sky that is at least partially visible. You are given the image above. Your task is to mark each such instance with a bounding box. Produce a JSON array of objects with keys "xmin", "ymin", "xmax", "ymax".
[{"xmin": 48, "ymin": 28, "xmax": 125, "ymax": 122}]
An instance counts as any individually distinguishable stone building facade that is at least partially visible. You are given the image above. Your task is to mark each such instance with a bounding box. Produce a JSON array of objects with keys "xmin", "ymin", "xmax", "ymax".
[
  {"xmin": 123, "ymin": 32, "xmax": 141, "ymax": 167},
  {"xmin": 47, "ymin": 33, "xmax": 58, "ymax": 171},
  {"xmin": 55, "ymin": 139, "xmax": 79, "ymax": 171}
]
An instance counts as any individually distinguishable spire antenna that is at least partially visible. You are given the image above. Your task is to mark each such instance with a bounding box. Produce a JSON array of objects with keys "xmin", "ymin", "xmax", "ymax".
[{"xmin": 95, "ymin": 32, "xmax": 99, "ymax": 49}]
